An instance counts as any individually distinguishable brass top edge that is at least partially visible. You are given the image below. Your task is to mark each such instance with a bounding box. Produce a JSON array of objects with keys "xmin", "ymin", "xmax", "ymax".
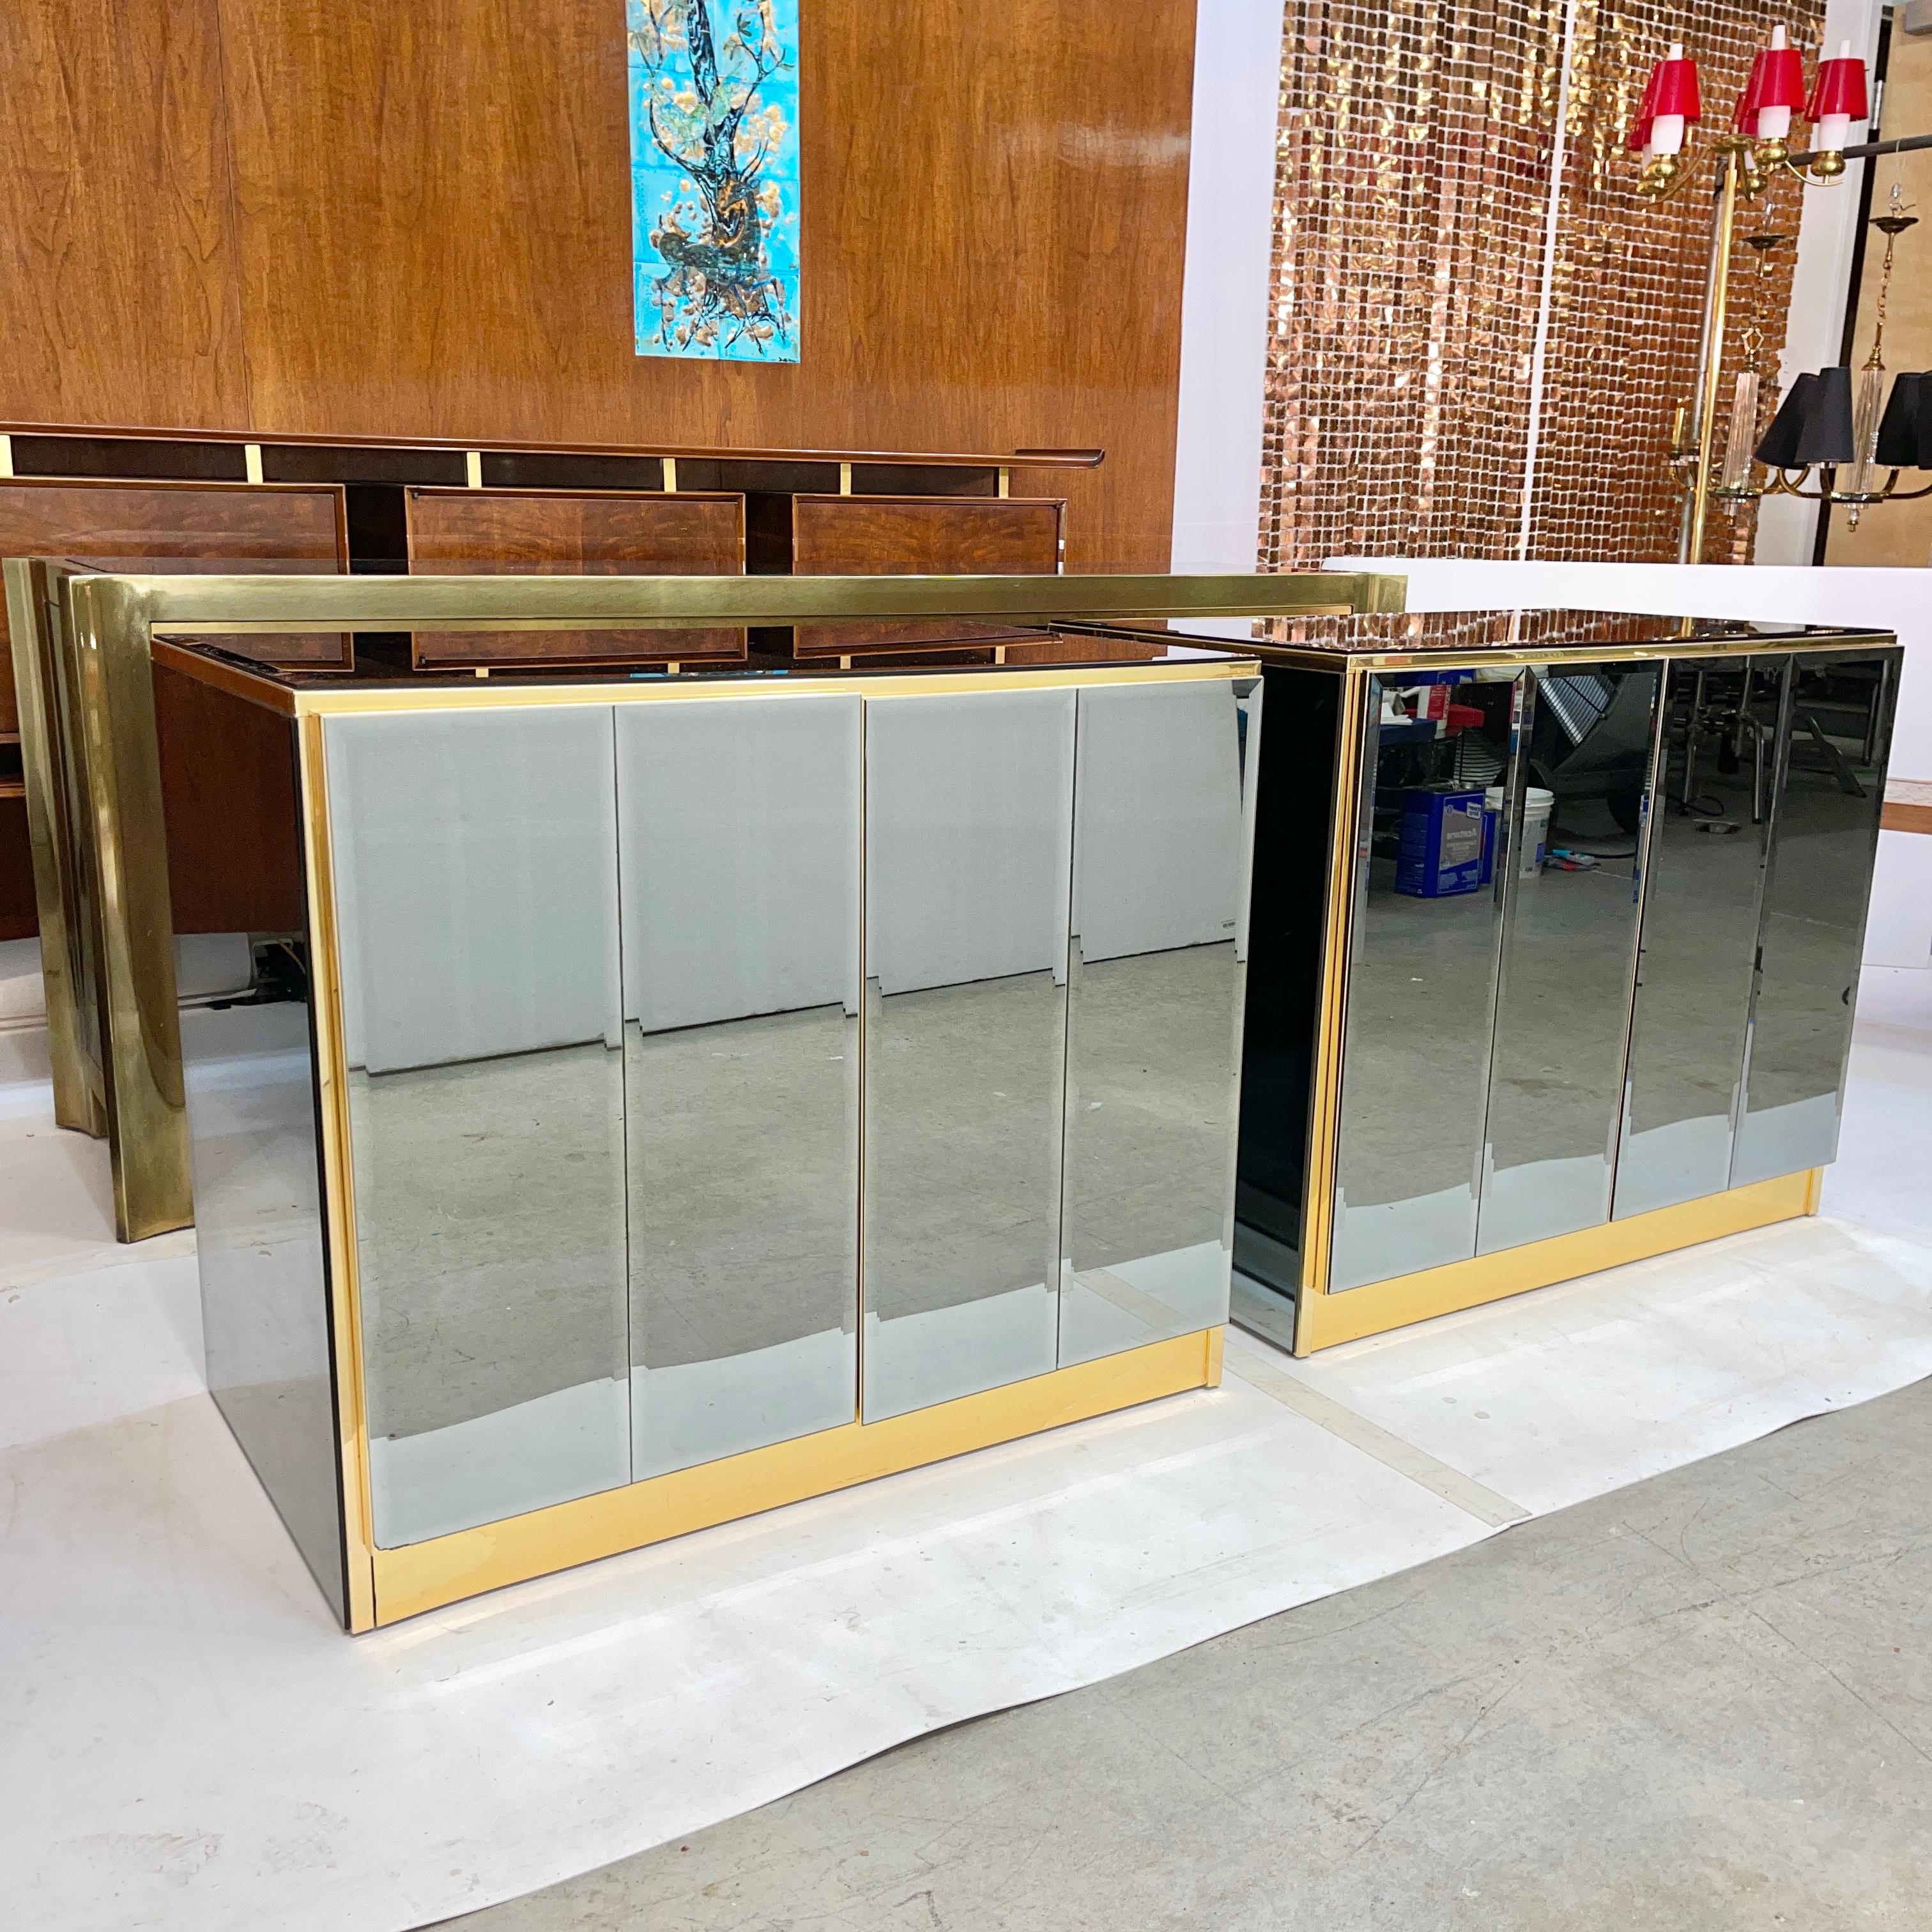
[
  {"xmin": 47, "ymin": 569, "xmax": 1407, "ymax": 632},
  {"xmin": 284, "ymin": 657, "xmax": 1266, "ymax": 715},
  {"xmin": 0, "ymin": 423, "xmax": 1107, "ymax": 469},
  {"xmin": 1338, "ymin": 631, "xmax": 1898, "ymax": 671}
]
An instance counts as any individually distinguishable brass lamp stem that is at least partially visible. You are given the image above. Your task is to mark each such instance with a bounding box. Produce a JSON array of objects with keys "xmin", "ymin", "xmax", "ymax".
[{"xmin": 1683, "ymin": 146, "xmax": 1742, "ymax": 562}]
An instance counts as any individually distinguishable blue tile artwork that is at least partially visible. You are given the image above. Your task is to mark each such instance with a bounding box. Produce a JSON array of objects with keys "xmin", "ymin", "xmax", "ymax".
[{"xmin": 627, "ymin": 0, "xmax": 801, "ymax": 362}]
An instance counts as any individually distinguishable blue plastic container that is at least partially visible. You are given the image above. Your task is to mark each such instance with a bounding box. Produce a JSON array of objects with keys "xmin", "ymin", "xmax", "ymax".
[{"xmin": 1395, "ymin": 785, "xmax": 1486, "ymax": 898}]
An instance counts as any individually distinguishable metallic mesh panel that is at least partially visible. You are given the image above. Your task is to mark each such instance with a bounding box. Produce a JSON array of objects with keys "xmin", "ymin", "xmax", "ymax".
[
  {"xmin": 1261, "ymin": 1, "xmax": 1566, "ymax": 571},
  {"xmin": 1530, "ymin": 0, "xmax": 1818, "ymax": 562},
  {"xmin": 1259, "ymin": 0, "xmax": 1821, "ymax": 569}
]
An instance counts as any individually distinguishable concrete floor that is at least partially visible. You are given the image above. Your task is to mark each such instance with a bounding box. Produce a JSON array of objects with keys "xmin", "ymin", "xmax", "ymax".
[{"xmin": 439, "ymin": 1374, "xmax": 1932, "ymax": 1931}]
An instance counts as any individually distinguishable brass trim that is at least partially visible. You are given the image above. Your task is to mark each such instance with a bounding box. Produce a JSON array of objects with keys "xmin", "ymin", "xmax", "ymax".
[
  {"xmin": 63, "ymin": 572, "xmax": 193, "ymax": 1239},
  {"xmin": 1292, "ymin": 1171, "xmax": 1816, "ymax": 1354},
  {"xmin": 3, "ymin": 558, "xmax": 105, "ymax": 1133},
  {"xmin": 369, "ymin": 1327, "xmax": 1222, "ymax": 1625},
  {"xmin": 297, "ymin": 713, "xmax": 378, "ymax": 1630},
  {"xmin": 1337, "ymin": 632, "xmax": 1895, "ymax": 673},
  {"xmin": 279, "ymin": 659, "xmax": 1261, "ymax": 717},
  {"xmin": 60, "ymin": 569, "xmax": 1407, "ymax": 636},
  {"xmin": 1298, "ymin": 664, "xmax": 1370, "ymax": 1304}
]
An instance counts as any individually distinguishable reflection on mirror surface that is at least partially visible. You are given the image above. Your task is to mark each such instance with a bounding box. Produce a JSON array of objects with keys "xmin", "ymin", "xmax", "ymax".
[
  {"xmin": 326, "ymin": 707, "xmax": 631, "ymax": 1547},
  {"xmin": 862, "ymin": 689, "xmax": 1074, "ymax": 1420},
  {"xmin": 1477, "ymin": 663, "xmax": 1659, "ymax": 1254},
  {"xmin": 1732, "ymin": 651, "xmax": 1896, "ymax": 1187},
  {"xmin": 1058, "ymin": 679, "xmax": 1257, "ymax": 1365},
  {"xmin": 1328, "ymin": 670, "xmax": 1518, "ymax": 1291},
  {"xmin": 1614, "ymin": 657, "xmax": 1780, "ymax": 1219},
  {"xmin": 616, "ymin": 695, "xmax": 861, "ymax": 1478},
  {"xmin": 184, "ymin": 945, "xmax": 345, "ymax": 1621}
]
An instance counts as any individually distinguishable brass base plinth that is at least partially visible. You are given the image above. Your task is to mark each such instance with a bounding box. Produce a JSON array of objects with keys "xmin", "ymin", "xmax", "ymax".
[
  {"xmin": 363, "ymin": 1326, "xmax": 1225, "ymax": 1630},
  {"xmin": 1292, "ymin": 1170, "xmax": 1820, "ymax": 1355}
]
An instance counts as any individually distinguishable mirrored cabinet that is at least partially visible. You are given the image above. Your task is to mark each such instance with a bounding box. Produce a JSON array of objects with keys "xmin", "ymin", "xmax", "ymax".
[
  {"xmin": 163, "ymin": 650, "xmax": 1259, "ymax": 1627},
  {"xmin": 1223, "ymin": 617, "xmax": 1899, "ymax": 1356}
]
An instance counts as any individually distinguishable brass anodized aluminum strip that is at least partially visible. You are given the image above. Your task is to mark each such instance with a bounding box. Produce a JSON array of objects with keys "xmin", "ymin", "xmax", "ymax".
[
  {"xmin": 76, "ymin": 569, "xmax": 1409, "ymax": 635},
  {"xmin": 1296, "ymin": 663, "xmax": 1370, "ymax": 1313},
  {"xmin": 1340, "ymin": 633, "xmax": 1897, "ymax": 675},
  {"xmin": 61, "ymin": 574, "xmax": 192, "ymax": 1239},
  {"xmin": 288, "ymin": 658, "xmax": 1261, "ymax": 717},
  {"xmin": 370, "ymin": 1328, "xmax": 1221, "ymax": 1625},
  {"xmin": 297, "ymin": 712, "xmax": 377, "ymax": 1631},
  {"xmin": 1292, "ymin": 1170, "xmax": 1817, "ymax": 1354},
  {"xmin": 3, "ymin": 559, "xmax": 105, "ymax": 1135}
]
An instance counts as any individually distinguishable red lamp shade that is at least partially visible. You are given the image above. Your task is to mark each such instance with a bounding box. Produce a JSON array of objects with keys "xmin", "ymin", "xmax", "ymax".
[
  {"xmin": 1627, "ymin": 63, "xmax": 1662, "ymax": 152},
  {"xmin": 1807, "ymin": 51, "xmax": 1869, "ymax": 122},
  {"xmin": 1652, "ymin": 54, "xmax": 1703, "ymax": 121},
  {"xmin": 1627, "ymin": 48, "xmax": 1700, "ymax": 153},
  {"xmin": 1733, "ymin": 42, "xmax": 1807, "ymax": 131}
]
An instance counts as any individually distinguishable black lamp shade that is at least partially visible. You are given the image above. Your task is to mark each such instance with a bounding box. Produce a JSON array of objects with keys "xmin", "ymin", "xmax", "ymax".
[
  {"xmin": 1756, "ymin": 373, "xmax": 1816, "ymax": 468},
  {"xmin": 1875, "ymin": 372, "xmax": 1928, "ymax": 470},
  {"xmin": 1795, "ymin": 365, "xmax": 1857, "ymax": 467}
]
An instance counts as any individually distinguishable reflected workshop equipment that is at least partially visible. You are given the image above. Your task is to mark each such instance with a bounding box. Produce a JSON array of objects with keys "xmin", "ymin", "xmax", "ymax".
[
  {"xmin": 4, "ymin": 563, "xmax": 1389, "ymax": 1628},
  {"xmin": 1156, "ymin": 609, "xmax": 1897, "ymax": 1356}
]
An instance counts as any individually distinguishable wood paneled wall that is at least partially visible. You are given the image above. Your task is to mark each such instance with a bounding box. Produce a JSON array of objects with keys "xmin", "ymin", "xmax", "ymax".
[{"xmin": 0, "ymin": 1, "xmax": 1199, "ymax": 570}]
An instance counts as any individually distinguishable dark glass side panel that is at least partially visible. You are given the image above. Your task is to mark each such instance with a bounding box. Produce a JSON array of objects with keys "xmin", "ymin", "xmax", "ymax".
[
  {"xmin": 1732, "ymin": 648, "xmax": 1900, "ymax": 1187},
  {"xmin": 159, "ymin": 677, "xmax": 346, "ymax": 1626},
  {"xmin": 1232, "ymin": 666, "xmax": 1340, "ymax": 1338}
]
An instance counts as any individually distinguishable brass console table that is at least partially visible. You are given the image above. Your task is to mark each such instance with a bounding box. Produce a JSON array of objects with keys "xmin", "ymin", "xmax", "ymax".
[{"xmin": 5, "ymin": 565, "xmax": 1403, "ymax": 1245}]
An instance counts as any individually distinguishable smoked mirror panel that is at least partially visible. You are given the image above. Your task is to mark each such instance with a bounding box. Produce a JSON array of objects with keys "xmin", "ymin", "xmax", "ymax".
[
  {"xmin": 1731, "ymin": 648, "xmax": 1899, "ymax": 1188},
  {"xmin": 1613, "ymin": 656, "xmax": 1782, "ymax": 1220},
  {"xmin": 862, "ymin": 688, "xmax": 1075, "ymax": 1421},
  {"xmin": 325, "ymin": 707, "xmax": 631, "ymax": 1547},
  {"xmin": 1328, "ymin": 669, "xmax": 1521, "ymax": 1292},
  {"xmin": 1476, "ymin": 662, "xmax": 1660, "ymax": 1255},
  {"xmin": 184, "ymin": 948, "xmax": 346, "ymax": 1625},
  {"xmin": 1058, "ymin": 678, "xmax": 1257, "ymax": 1367},
  {"xmin": 615, "ymin": 695, "xmax": 862, "ymax": 1478}
]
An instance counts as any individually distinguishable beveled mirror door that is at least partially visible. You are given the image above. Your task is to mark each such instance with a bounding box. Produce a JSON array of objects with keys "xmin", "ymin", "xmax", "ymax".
[
  {"xmin": 860, "ymin": 688, "xmax": 1075, "ymax": 1422},
  {"xmin": 1731, "ymin": 647, "xmax": 1898, "ymax": 1187},
  {"xmin": 325, "ymin": 705, "xmax": 631, "ymax": 1548},
  {"xmin": 1056, "ymin": 678, "xmax": 1259, "ymax": 1366},
  {"xmin": 616, "ymin": 693, "xmax": 863, "ymax": 1479},
  {"xmin": 1614, "ymin": 656, "xmax": 1784, "ymax": 1220},
  {"xmin": 1327, "ymin": 668, "xmax": 1522, "ymax": 1292},
  {"xmin": 1476, "ymin": 661, "xmax": 1661, "ymax": 1255}
]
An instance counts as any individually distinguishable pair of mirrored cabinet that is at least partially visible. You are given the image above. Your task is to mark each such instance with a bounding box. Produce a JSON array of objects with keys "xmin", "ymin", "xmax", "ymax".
[
  {"xmin": 1223, "ymin": 618, "xmax": 1898, "ymax": 1354},
  {"xmin": 165, "ymin": 652, "xmax": 1259, "ymax": 1627}
]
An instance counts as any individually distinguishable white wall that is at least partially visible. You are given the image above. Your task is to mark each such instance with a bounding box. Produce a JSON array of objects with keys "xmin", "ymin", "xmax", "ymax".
[{"xmin": 1170, "ymin": 0, "xmax": 1287, "ymax": 574}]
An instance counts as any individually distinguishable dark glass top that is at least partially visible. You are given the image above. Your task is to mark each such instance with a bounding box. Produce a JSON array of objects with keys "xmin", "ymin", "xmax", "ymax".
[{"xmin": 1082, "ymin": 610, "xmax": 1896, "ymax": 657}]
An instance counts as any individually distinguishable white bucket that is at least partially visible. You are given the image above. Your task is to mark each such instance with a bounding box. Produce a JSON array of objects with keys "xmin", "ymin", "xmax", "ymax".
[{"xmin": 1484, "ymin": 785, "xmax": 1556, "ymax": 877}]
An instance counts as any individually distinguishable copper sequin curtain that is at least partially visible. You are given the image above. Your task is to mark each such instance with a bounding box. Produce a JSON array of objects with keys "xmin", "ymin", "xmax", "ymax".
[{"xmin": 1259, "ymin": 0, "xmax": 1821, "ymax": 569}]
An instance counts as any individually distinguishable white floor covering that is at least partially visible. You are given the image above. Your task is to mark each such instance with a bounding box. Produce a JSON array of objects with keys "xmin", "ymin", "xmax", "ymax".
[{"xmin": 5, "ymin": 996, "xmax": 1930, "ymax": 1932}]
